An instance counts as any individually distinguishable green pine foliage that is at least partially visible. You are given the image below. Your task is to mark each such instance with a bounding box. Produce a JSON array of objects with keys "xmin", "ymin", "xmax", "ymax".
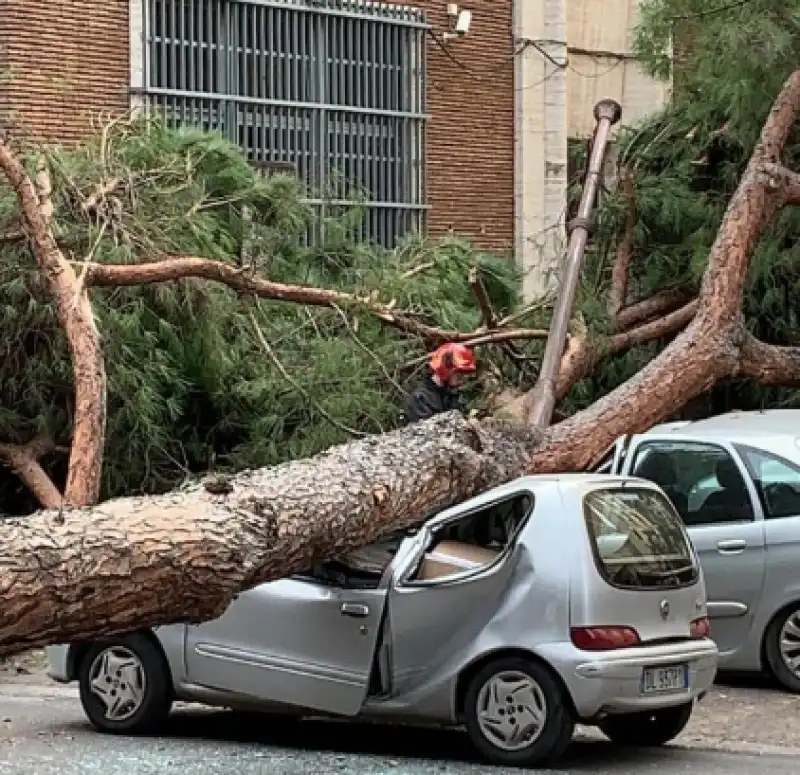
[
  {"xmin": 0, "ymin": 119, "xmax": 521, "ymax": 513},
  {"xmin": 5, "ymin": 0, "xmax": 800, "ymax": 513},
  {"xmin": 562, "ymin": 0, "xmax": 800, "ymax": 415}
]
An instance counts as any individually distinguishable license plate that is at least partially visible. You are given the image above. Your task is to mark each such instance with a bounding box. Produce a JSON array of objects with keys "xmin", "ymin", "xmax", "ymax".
[{"xmin": 640, "ymin": 664, "xmax": 689, "ymax": 694}]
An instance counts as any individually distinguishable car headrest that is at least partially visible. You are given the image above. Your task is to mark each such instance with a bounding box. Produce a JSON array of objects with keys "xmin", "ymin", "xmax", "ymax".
[
  {"xmin": 635, "ymin": 451, "xmax": 678, "ymax": 487},
  {"xmin": 716, "ymin": 457, "xmax": 744, "ymax": 490}
]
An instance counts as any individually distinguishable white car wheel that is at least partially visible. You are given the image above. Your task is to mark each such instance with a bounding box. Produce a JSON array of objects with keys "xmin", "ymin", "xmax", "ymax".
[
  {"xmin": 765, "ymin": 603, "xmax": 800, "ymax": 692},
  {"xmin": 88, "ymin": 645, "xmax": 147, "ymax": 722},
  {"xmin": 463, "ymin": 656, "xmax": 574, "ymax": 766},
  {"xmin": 475, "ymin": 669, "xmax": 548, "ymax": 751},
  {"xmin": 78, "ymin": 634, "xmax": 172, "ymax": 734}
]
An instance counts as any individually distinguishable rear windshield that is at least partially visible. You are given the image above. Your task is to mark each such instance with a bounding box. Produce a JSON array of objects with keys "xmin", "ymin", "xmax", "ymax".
[{"xmin": 583, "ymin": 487, "xmax": 698, "ymax": 590}]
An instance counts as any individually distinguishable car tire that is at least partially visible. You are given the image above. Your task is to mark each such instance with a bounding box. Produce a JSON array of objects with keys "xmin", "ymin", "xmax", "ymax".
[
  {"xmin": 598, "ymin": 701, "xmax": 693, "ymax": 746},
  {"xmin": 463, "ymin": 656, "xmax": 575, "ymax": 767},
  {"xmin": 764, "ymin": 604, "xmax": 800, "ymax": 693},
  {"xmin": 78, "ymin": 633, "xmax": 173, "ymax": 734}
]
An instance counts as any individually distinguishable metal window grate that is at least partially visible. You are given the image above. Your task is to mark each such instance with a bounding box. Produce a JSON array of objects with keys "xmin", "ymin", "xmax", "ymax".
[{"xmin": 137, "ymin": 0, "xmax": 429, "ymax": 247}]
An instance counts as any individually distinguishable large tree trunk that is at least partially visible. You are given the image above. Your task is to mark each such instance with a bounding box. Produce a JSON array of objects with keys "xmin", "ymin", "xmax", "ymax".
[
  {"xmin": 1, "ymin": 75, "xmax": 800, "ymax": 657},
  {"xmin": 0, "ymin": 414, "xmax": 541, "ymax": 654}
]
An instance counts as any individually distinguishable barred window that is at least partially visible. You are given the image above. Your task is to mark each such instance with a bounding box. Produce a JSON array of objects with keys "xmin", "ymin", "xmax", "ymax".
[{"xmin": 139, "ymin": 0, "xmax": 428, "ymax": 247}]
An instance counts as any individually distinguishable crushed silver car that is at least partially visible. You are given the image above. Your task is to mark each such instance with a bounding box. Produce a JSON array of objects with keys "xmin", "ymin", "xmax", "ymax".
[
  {"xmin": 600, "ymin": 409, "xmax": 800, "ymax": 692},
  {"xmin": 46, "ymin": 474, "xmax": 718, "ymax": 767}
]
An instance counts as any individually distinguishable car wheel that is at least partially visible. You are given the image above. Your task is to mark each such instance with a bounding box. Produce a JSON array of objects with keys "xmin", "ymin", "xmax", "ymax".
[
  {"xmin": 78, "ymin": 633, "xmax": 172, "ymax": 734},
  {"xmin": 598, "ymin": 702, "xmax": 693, "ymax": 746},
  {"xmin": 764, "ymin": 604, "xmax": 800, "ymax": 692},
  {"xmin": 463, "ymin": 656, "xmax": 575, "ymax": 767}
]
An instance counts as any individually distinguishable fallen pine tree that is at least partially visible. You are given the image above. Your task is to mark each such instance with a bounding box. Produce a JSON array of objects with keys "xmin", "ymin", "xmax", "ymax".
[{"xmin": 1, "ymin": 67, "xmax": 800, "ymax": 657}]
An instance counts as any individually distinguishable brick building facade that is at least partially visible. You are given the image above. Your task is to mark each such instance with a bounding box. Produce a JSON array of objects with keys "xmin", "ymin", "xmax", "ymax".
[{"xmin": 0, "ymin": 0, "xmax": 515, "ymax": 252}]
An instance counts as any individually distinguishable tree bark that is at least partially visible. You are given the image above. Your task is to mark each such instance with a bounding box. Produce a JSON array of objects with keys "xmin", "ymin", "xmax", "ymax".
[
  {"xmin": 739, "ymin": 333, "xmax": 800, "ymax": 385},
  {"xmin": 615, "ymin": 287, "xmax": 694, "ymax": 330},
  {"xmin": 2, "ymin": 74, "xmax": 800, "ymax": 658}
]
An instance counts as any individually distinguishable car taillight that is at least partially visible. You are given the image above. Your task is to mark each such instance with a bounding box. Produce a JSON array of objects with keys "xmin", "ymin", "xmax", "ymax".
[
  {"xmin": 570, "ymin": 626, "xmax": 641, "ymax": 650},
  {"xmin": 690, "ymin": 616, "xmax": 711, "ymax": 639}
]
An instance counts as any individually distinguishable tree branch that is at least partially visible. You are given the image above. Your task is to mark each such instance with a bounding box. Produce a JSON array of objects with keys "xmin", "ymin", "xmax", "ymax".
[
  {"xmin": 615, "ymin": 288, "xmax": 695, "ymax": 330},
  {"xmin": 81, "ymin": 255, "xmax": 550, "ymax": 345},
  {"xmin": 494, "ymin": 300, "xmax": 698, "ymax": 423},
  {"xmin": 608, "ymin": 168, "xmax": 635, "ymax": 323},
  {"xmin": 739, "ymin": 333, "xmax": 800, "ymax": 386},
  {"xmin": 468, "ymin": 267, "xmax": 497, "ymax": 328},
  {"xmin": 468, "ymin": 267, "xmax": 534, "ymax": 373},
  {"xmin": 0, "ymin": 139, "xmax": 108, "ymax": 507},
  {"xmin": 0, "ymin": 437, "xmax": 64, "ymax": 509},
  {"xmin": 555, "ymin": 300, "xmax": 699, "ymax": 400},
  {"xmin": 762, "ymin": 162, "xmax": 800, "ymax": 207}
]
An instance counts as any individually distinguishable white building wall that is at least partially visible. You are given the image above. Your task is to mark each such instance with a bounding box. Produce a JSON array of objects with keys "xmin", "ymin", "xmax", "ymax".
[
  {"xmin": 515, "ymin": 0, "xmax": 671, "ymax": 301},
  {"xmin": 514, "ymin": 0, "xmax": 569, "ymax": 303}
]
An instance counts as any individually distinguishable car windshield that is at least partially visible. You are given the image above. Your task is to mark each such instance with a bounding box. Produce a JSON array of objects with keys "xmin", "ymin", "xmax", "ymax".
[{"xmin": 583, "ymin": 487, "xmax": 698, "ymax": 590}]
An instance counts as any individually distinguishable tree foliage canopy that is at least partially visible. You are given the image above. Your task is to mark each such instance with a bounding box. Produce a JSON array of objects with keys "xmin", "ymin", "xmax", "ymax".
[
  {"xmin": 563, "ymin": 0, "xmax": 800, "ymax": 413},
  {"xmin": 0, "ymin": 121, "xmax": 520, "ymax": 513}
]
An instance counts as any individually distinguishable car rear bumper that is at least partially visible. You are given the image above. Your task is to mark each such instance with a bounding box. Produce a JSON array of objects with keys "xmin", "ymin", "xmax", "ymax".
[
  {"xmin": 540, "ymin": 638, "xmax": 719, "ymax": 719},
  {"xmin": 44, "ymin": 644, "xmax": 72, "ymax": 683}
]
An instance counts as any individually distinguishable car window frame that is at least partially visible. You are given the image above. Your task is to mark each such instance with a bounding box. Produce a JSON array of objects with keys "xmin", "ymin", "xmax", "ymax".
[
  {"xmin": 627, "ymin": 438, "xmax": 758, "ymax": 528},
  {"xmin": 393, "ymin": 491, "xmax": 535, "ymax": 589},
  {"xmin": 735, "ymin": 443, "xmax": 800, "ymax": 521}
]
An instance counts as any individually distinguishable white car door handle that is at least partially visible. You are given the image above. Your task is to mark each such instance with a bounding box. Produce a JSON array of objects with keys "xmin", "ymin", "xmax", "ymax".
[
  {"xmin": 341, "ymin": 602, "xmax": 370, "ymax": 618},
  {"xmin": 717, "ymin": 539, "xmax": 746, "ymax": 553}
]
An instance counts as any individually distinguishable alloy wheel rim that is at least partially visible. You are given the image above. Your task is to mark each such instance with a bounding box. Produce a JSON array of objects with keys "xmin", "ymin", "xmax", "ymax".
[
  {"xmin": 88, "ymin": 646, "xmax": 147, "ymax": 722},
  {"xmin": 475, "ymin": 670, "xmax": 547, "ymax": 752},
  {"xmin": 779, "ymin": 611, "xmax": 800, "ymax": 678}
]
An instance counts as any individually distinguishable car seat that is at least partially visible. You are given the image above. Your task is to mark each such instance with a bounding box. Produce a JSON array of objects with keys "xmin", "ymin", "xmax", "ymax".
[
  {"xmin": 633, "ymin": 451, "xmax": 689, "ymax": 519},
  {"xmin": 694, "ymin": 458, "xmax": 754, "ymax": 524}
]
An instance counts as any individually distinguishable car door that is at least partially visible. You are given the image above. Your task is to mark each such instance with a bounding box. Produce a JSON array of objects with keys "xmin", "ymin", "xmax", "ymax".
[
  {"xmin": 736, "ymin": 443, "xmax": 800, "ymax": 614},
  {"xmin": 382, "ymin": 492, "xmax": 532, "ymax": 694},
  {"xmin": 184, "ymin": 572, "xmax": 389, "ymax": 716},
  {"xmin": 617, "ymin": 435, "xmax": 767, "ymax": 657}
]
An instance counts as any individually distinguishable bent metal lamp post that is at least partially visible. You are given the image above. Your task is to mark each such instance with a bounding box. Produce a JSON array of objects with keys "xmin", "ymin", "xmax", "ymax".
[{"xmin": 527, "ymin": 98, "xmax": 623, "ymax": 428}]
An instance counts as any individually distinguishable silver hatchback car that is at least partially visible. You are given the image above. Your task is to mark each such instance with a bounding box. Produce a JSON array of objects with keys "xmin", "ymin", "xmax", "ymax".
[{"xmin": 46, "ymin": 474, "xmax": 718, "ymax": 767}]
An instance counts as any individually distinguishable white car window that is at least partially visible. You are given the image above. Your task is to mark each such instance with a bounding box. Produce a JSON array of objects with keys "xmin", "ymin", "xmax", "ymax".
[
  {"xmin": 630, "ymin": 441, "xmax": 755, "ymax": 527},
  {"xmin": 738, "ymin": 446, "xmax": 800, "ymax": 520}
]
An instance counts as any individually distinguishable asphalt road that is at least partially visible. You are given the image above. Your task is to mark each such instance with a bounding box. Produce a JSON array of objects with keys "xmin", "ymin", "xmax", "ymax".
[{"xmin": 2, "ymin": 684, "xmax": 799, "ymax": 775}]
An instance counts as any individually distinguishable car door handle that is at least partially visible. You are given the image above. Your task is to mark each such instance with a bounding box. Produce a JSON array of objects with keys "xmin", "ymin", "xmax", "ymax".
[
  {"xmin": 716, "ymin": 539, "xmax": 747, "ymax": 553},
  {"xmin": 341, "ymin": 602, "xmax": 370, "ymax": 618}
]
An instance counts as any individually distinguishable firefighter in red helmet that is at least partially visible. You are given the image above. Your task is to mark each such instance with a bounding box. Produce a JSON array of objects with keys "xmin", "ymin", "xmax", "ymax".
[{"xmin": 403, "ymin": 342, "xmax": 477, "ymax": 425}]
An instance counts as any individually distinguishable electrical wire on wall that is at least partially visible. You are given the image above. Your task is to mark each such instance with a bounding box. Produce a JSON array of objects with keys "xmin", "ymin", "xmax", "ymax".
[{"xmin": 426, "ymin": 26, "xmax": 635, "ymax": 93}]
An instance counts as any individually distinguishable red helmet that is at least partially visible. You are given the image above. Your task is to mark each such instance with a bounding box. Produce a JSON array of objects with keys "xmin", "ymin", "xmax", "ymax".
[{"xmin": 429, "ymin": 343, "xmax": 477, "ymax": 381}]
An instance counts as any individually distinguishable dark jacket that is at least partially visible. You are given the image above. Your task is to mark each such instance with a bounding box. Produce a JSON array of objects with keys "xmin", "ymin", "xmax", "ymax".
[{"xmin": 403, "ymin": 375, "xmax": 465, "ymax": 425}]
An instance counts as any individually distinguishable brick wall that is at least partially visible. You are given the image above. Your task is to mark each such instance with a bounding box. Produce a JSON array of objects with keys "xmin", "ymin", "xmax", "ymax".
[
  {"xmin": 0, "ymin": 0, "xmax": 515, "ymax": 251},
  {"xmin": 0, "ymin": 0, "xmax": 130, "ymax": 142},
  {"xmin": 417, "ymin": 0, "xmax": 515, "ymax": 251}
]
